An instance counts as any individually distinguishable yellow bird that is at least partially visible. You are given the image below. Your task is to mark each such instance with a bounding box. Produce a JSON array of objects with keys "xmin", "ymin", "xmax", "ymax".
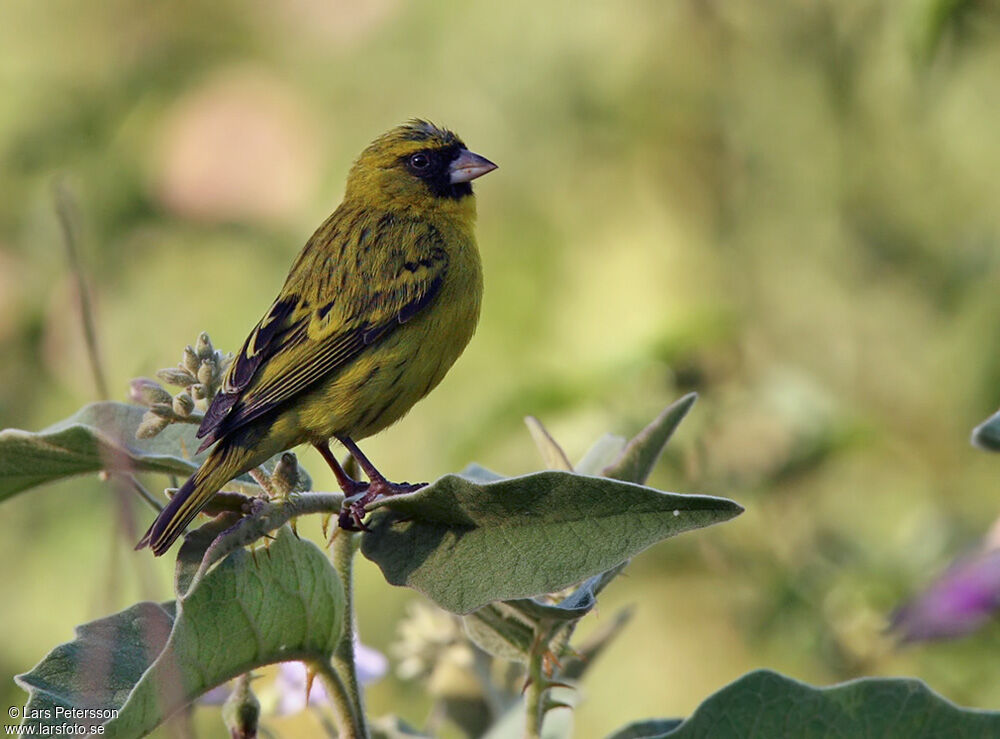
[{"xmin": 138, "ymin": 120, "xmax": 496, "ymax": 555}]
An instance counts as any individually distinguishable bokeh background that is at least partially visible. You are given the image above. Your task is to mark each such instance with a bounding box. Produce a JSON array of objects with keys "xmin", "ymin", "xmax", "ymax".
[{"xmin": 3, "ymin": 0, "xmax": 1000, "ymax": 736}]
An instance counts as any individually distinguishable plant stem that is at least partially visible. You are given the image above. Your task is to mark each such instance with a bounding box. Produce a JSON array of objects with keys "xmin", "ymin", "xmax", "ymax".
[
  {"xmin": 525, "ymin": 635, "xmax": 546, "ymax": 739},
  {"xmin": 329, "ymin": 531, "xmax": 370, "ymax": 737},
  {"xmin": 312, "ymin": 658, "xmax": 364, "ymax": 739},
  {"xmin": 54, "ymin": 180, "xmax": 109, "ymax": 400}
]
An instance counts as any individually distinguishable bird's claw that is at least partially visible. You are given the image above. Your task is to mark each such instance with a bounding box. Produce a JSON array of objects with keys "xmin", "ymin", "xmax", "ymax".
[
  {"xmin": 338, "ymin": 503, "xmax": 372, "ymax": 532},
  {"xmin": 335, "ymin": 480, "xmax": 427, "ymax": 531}
]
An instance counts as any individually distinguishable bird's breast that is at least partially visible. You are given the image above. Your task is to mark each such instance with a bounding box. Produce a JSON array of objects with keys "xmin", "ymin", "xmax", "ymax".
[{"xmin": 296, "ymin": 227, "xmax": 482, "ymax": 442}]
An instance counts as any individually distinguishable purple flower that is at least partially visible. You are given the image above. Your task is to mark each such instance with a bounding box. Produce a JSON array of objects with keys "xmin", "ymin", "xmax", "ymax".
[
  {"xmin": 355, "ymin": 640, "xmax": 389, "ymax": 684},
  {"xmin": 891, "ymin": 549, "xmax": 1000, "ymax": 642},
  {"xmin": 272, "ymin": 640, "xmax": 388, "ymax": 715},
  {"xmin": 273, "ymin": 662, "xmax": 322, "ymax": 716},
  {"xmin": 199, "ymin": 681, "xmax": 233, "ymax": 705}
]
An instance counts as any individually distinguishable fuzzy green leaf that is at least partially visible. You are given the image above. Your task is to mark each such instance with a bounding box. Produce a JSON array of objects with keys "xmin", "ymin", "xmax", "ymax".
[
  {"xmin": 0, "ymin": 402, "xmax": 209, "ymax": 501},
  {"xmin": 658, "ymin": 670, "xmax": 1000, "ymax": 738},
  {"xmin": 972, "ymin": 409, "xmax": 1000, "ymax": 452},
  {"xmin": 173, "ymin": 513, "xmax": 242, "ymax": 597},
  {"xmin": 604, "ymin": 393, "xmax": 697, "ymax": 484},
  {"xmin": 0, "ymin": 401, "xmax": 308, "ymax": 503},
  {"xmin": 361, "ymin": 470, "xmax": 741, "ymax": 614},
  {"xmin": 16, "ymin": 528, "xmax": 344, "ymax": 738}
]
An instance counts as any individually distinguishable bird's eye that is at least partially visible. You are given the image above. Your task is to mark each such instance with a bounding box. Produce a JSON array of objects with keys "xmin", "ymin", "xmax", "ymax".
[{"xmin": 409, "ymin": 153, "xmax": 431, "ymax": 171}]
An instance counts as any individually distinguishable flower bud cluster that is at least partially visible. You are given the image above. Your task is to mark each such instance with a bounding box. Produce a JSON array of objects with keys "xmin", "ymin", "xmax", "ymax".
[{"xmin": 128, "ymin": 332, "xmax": 233, "ymax": 440}]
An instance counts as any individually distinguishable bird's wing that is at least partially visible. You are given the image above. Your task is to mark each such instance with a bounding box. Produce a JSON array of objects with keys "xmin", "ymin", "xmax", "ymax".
[{"xmin": 195, "ymin": 219, "xmax": 448, "ymax": 451}]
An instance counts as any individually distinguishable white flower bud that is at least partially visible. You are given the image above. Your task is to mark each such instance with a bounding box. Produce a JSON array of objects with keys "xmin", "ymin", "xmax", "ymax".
[
  {"xmin": 173, "ymin": 392, "xmax": 195, "ymax": 417},
  {"xmin": 195, "ymin": 332, "xmax": 214, "ymax": 360},
  {"xmin": 129, "ymin": 378, "xmax": 171, "ymax": 407},
  {"xmin": 157, "ymin": 367, "xmax": 197, "ymax": 388}
]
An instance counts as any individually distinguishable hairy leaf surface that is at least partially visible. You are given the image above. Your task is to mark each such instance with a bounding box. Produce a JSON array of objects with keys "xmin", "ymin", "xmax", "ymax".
[
  {"xmin": 624, "ymin": 670, "xmax": 1000, "ymax": 738},
  {"xmin": 361, "ymin": 470, "xmax": 741, "ymax": 614},
  {"xmin": 16, "ymin": 528, "xmax": 343, "ymax": 738}
]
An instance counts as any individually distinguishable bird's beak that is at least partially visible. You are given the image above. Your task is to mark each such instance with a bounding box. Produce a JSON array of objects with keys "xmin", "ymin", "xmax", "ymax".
[{"xmin": 449, "ymin": 149, "xmax": 498, "ymax": 184}]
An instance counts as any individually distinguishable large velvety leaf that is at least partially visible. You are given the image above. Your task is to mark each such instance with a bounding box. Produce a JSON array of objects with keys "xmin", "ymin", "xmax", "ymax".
[
  {"xmin": 972, "ymin": 409, "xmax": 1000, "ymax": 452},
  {"xmin": 0, "ymin": 402, "xmax": 308, "ymax": 503},
  {"xmin": 15, "ymin": 601, "xmax": 176, "ymax": 734},
  {"xmin": 657, "ymin": 670, "xmax": 1000, "ymax": 738},
  {"xmin": 16, "ymin": 528, "xmax": 344, "ymax": 738},
  {"xmin": 0, "ymin": 402, "xmax": 208, "ymax": 501},
  {"xmin": 361, "ymin": 471, "xmax": 741, "ymax": 614}
]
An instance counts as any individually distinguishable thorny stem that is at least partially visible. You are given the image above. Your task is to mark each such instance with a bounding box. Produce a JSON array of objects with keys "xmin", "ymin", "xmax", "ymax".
[
  {"xmin": 54, "ymin": 180, "xmax": 109, "ymax": 400},
  {"xmin": 525, "ymin": 633, "xmax": 547, "ymax": 739},
  {"xmin": 328, "ymin": 531, "xmax": 370, "ymax": 737},
  {"xmin": 190, "ymin": 492, "xmax": 345, "ymax": 582},
  {"xmin": 311, "ymin": 658, "xmax": 365, "ymax": 739}
]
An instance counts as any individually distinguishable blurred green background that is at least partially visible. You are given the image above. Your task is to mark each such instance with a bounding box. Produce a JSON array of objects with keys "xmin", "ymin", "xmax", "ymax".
[{"xmin": 3, "ymin": 0, "xmax": 1000, "ymax": 736}]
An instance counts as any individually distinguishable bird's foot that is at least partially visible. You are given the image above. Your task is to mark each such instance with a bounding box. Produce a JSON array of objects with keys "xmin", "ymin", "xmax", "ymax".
[{"xmin": 337, "ymin": 479, "xmax": 427, "ymax": 532}]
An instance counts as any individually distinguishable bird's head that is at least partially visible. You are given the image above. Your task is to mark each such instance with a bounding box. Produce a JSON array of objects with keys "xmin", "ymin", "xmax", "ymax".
[{"xmin": 345, "ymin": 120, "xmax": 497, "ymax": 218}]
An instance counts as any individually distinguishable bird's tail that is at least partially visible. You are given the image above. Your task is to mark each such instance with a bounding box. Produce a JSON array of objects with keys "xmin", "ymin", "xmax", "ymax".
[{"xmin": 136, "ymin": 440, "xmax": 250, "ymax": 556}]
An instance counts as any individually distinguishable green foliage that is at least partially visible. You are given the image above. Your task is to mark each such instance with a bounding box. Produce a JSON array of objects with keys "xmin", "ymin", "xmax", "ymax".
[
  {"xmin": 7, "ymin": 378, "xmax": 999, "ymax": 738},
  {"xmin": 15, "ymin": 528, "xmax": 344, "ymax": 738},
  {"xmin": 0, "ymin": 400, "xmax": 308, "ymax": 506},
  {"xmin": 361, "ymin": 471, "xmax": 741, "ymax": 615},
  {"xmin": 0, "ymin": 402, "xmax": 209, "ymax": 501},
  {"xmin": 616, "ymin": 670, "xmax": 1000, "ymax": 738},
  {"xmin": 9, "ymin": 1, "xmax": 1000, "ymax": 730}
]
